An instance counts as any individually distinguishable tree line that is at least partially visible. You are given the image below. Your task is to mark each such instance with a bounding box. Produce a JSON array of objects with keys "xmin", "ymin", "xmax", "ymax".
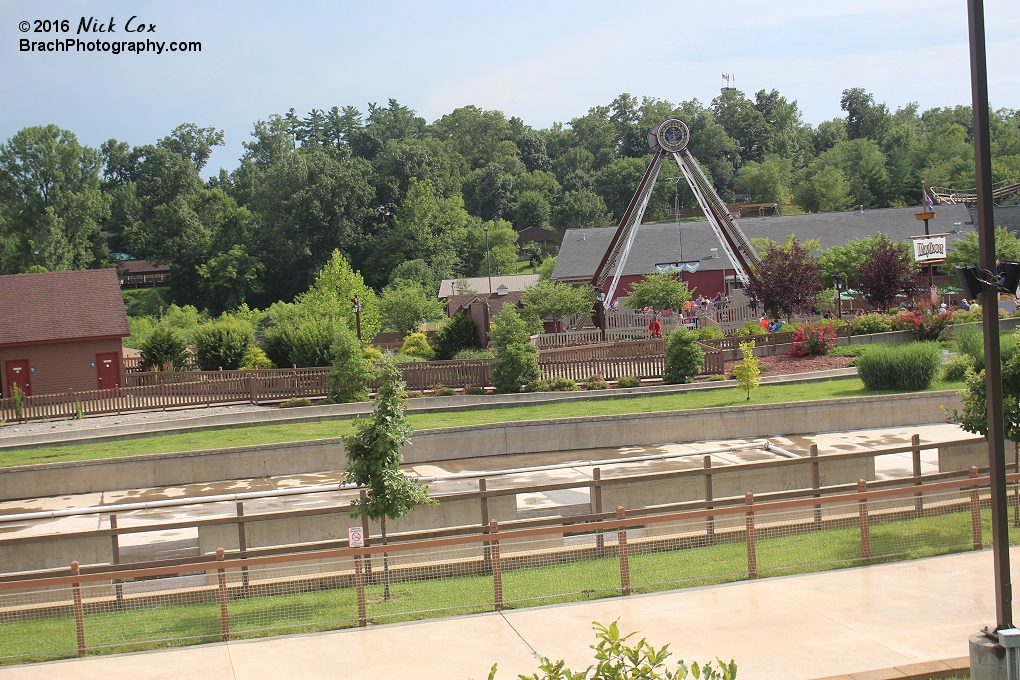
[{"xmin": 1, "ymin": 88, "xmax": 1018, "ymax": 316}]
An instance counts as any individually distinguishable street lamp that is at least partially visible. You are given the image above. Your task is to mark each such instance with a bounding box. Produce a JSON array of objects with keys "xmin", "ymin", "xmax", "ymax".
[
  {"xmin": 833, "ymin": 274, "xmax": 844, "ymax": 320},
  {"xmin": 483, "ymin": 225, "xmax": 491, "ymax": 294},
  {"xmin": 351, "ymin": 295, "xmax": 363, "ymax": 344}
]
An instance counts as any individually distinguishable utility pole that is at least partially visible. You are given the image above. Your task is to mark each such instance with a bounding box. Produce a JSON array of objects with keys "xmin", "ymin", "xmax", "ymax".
[{"xmin": 483, "ymin": 225, "xmax": 491, "ymax": 294}]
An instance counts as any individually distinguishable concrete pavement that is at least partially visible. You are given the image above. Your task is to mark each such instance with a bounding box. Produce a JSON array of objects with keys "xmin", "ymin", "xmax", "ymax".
[{"xmin": 1, "ymin": 545, "xmax": 1004, "ymax": 680}]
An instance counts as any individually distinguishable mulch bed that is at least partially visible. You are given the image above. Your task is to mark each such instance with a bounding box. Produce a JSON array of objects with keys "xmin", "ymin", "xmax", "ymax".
[{"xmin": 722, "ymin": 353, "xmax": 853, "ymax": 378}]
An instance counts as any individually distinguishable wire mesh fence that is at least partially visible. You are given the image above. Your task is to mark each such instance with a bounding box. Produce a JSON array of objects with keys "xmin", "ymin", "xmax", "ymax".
[{"xmin": 0, "ymin": 478, "xmax": 1013, "ymax": 665}]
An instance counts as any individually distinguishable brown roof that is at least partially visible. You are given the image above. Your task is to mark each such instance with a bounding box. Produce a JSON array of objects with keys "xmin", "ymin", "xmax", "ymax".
[
  {"xmin": 446, "ymin": 291, "xmax": 525, "ymax": 317},
  {"xmin": 516, "ymin": 226, "xmax": 558, "ymax": 244},
  {"xmin": 117, "ymin": 259, "xmax": 170, "ymax": 275},
  {"xmin": 0, "ymin": 269, "xmax": 130, "ymax": 347}
]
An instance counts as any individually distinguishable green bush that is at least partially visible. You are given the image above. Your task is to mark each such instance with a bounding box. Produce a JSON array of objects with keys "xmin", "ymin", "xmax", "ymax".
[
  {"xmin": 829, "ymin": 344, "xmax": 867, "ymax": 358},
  {"xmin": 663, "ymin": 326, "xmax": 705, "ymax": 384},
  {"xmin": 736, "ymin": 320, "xmax": 767, "ymax": 336},
  {"xmin": 616, "ymin": 375, "xmax": 641, "ymax": 388},
  {"xmin": 690, "ymin": 326, "xmax": 724, "ymax": 340},
  {"xmin": 433, "ymin": 385, "xmax": 457, "ymax": 396},
  {"xmin": 123, "ymin": 288, "xmax": 169, "ymax": 317},
  {"xmin": 139, "ymin": 325, "xmax": 188, "ymax": 371},
  {"xmin": 391, "ymin": 352, "xmax": 426, "ymax": 363},
  {"xmin": 585, "ymin": 374, "xmax": 609, "ymax": 390},
  {"xmin": 279, "ymin": 397, "xmax": 312, "ymax": 408},
  {"xmin": 523, "ymin": 379, "xmax": 546, "ymax": 393},
  {"xmin": 192, "ymin": 319, "xmax": 252, "ymax": 371},
  {"xmin": 708, "ymin": 373, "xmax": 727, "ymax": 381},
  {"xmin": 546, "ymin": 377, "xmax": 580, "ymax": 391},
  {"xmin": 432, "ymin": 312, "xmax": 480, "ymax": 360},
  {"xmin": 239, "ymin": 345, "xmax": 275, "ymax": 370},
  {"xmin": 942, "ymin": 354, "xmax": 973, "ymax": 382},
  {"xmin": 465, "ymin": 386, "xmax": 486, "ymax": 395},
  {"xmin": 850, "ymin": 313, "xmax": 893, "ymax": 335},
  {"xmin": 453, "ymin": 348, "xmax": 494, "ymax": 359},
  {"xmin": 491, "ymin": 343, "xmax": 541, "ymax": 393},
  {"xmin": 328, "ymin": 326, "xmax": 374, "ymax": 403},
  {"xmin": 855, "ymin": 342, "xmax": 942, "ymax": 391},
  {"xmin": 401, "ymin": 332, "xmax": 435, "ymax": 360}
]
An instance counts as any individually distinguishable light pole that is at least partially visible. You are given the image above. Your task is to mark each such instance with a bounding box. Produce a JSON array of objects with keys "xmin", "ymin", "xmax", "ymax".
[
  {"xmin": 351, "ymin": 295, "xmax": 363, "ymax": 344},
  {"xmin": 968, "ymin": 0, "xmax": 1012, "ymax": 634},
  {"xmin": 833, "ymin": 274, "xmax": 843, "ymax": 320},
  {"xmin": 483, "ymin": 225, "xmax": 491, "ymax": 294}
]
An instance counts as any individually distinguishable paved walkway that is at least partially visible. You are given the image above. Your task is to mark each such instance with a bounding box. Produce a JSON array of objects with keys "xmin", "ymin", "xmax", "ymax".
[{"xmin": 2, "ymin": 546, "xmax": 1007, "ymax": 680}]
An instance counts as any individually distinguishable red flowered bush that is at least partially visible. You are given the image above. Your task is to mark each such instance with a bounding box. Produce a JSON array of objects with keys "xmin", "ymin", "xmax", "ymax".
[
  {"xmin": 891, "ymin": 310, "xmax": 954, "ymax": 341},
  {"xmin": 789, "ymin": 322, "xmax": 838, "ymax": 357}
]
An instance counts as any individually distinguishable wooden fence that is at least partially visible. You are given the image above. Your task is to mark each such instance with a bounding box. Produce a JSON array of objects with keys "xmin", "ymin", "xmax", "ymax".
[{"xmin": 382, "ymin": 360, "xmax": 492, "ymax": 390}]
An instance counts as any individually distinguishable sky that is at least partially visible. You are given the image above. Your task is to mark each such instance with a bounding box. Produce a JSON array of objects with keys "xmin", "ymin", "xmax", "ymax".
[{"xmin": 2, "ymin": 0, "xmax": 1019, "ymax": 177}]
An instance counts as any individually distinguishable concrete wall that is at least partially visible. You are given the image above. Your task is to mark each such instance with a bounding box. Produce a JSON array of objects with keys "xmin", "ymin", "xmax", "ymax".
[{"xmin": 0, "ymin": 390, "xmax": 962, "ymax": 502}]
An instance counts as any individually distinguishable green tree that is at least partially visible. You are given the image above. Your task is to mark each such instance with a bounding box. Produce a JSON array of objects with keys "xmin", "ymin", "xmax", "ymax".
[
  {"xmin": 733, "ymin": 155, "xmax": 792, "ymax": 203},
  {"xmin": 553, "ymin": 190, "xmax": 612, "ymax": 231},
  {"xmin": 192, "ymin": 319, "xmax": 253, "ymax": 371},
  {"xmin": 794, "ymin": 166, "xmax": 854, "ymax": 213},
  {"xmin": 139, "ymin": 325, "xmax": 188, "ymax": 371},
  {"xmin": 623, "ymin": 273, "xmax": 692, "ymax": 314},
  {"xmin": 819, "ymin": 235, "xmax": 884, "ymax": 287},
  {"xmin": 328, "ymin": 326, "xmax": 374, "ymax": 403},
  {"xmin": 432, "ymin": 312, "xmax": 480, "ymax": 360},
  {"xmin": 521, "ymin": 280, "xmax": 594, "ymax": 323},
  {"xmin": 513, "ymin": 190, "xmax": 551, "ymax": 229},
  {"xmin": 943, "ymin": 227, "xmax": 1020, "ymax": 274},
  {"xmin": 0, "ymin": 125, "xmax": 110, "ymax": 273},
  {"xmin": 300, "ymin": 250, "xmax": 381, "ymax": 341},
  {"xmin": 464, "ymin": 219, "xmax": 518, "ymax": 276},
  {"xmin": 379, "ymin": 282, "xmax": 445, "ymax": 335},
  {"xmin": 663, "ymin": 326, "xmax": 704, "ymax": 384},
  {"xmin": 732, "ymin": 341, "xmax": 761, "ymax": 401},
  {"xmin": 342, "ymin": 359, "xmax": 436, "ymax": 597}
]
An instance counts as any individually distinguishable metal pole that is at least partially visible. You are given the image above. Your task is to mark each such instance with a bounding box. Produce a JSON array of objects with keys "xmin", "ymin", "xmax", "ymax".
[
  {"xmin": 484, "ymin": 226, "xmax": 491, "ymax": 293},
  {"xmin": 968, "ymin": 0, "xmax": 1012, "ymax": 631}
]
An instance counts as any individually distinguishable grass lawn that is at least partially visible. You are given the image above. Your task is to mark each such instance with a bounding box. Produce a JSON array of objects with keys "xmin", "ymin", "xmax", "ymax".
[
  {"xmin": 0, "ymin": 505, "xmax": 993, "ymax": 664},
  {"xmin": 0, "ymin": 379, "xmax": 965, "ymax": 468}
]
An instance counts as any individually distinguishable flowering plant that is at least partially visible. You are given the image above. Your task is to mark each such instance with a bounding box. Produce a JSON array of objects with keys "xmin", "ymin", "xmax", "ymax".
[{"xmin": 789, "ymin": 322, "xmax": 838, "ymax": 357}]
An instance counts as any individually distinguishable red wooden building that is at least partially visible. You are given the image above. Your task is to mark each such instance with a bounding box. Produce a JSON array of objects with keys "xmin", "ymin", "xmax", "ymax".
[{"xmin": 0, "ymin": 270, "xmax": 131, "ymax": 398}]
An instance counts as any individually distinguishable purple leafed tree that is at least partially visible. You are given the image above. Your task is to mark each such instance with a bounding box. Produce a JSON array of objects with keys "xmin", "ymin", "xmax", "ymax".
[
  {"xmin": 746, "ymin": 238, "xmax": 823, "ymax": 320},
  {"xmin": 856, "ymin": 234, "xmax": 918, "ymax": 311}
]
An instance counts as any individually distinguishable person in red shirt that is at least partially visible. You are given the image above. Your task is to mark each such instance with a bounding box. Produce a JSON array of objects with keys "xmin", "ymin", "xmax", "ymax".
[
  {"xmin": 759, "ymin": 314, "xmax": 769, "ymax": 331},
  {"xmin": 649, "ymin": 315, "xmax": 662, "ymax": 338}
]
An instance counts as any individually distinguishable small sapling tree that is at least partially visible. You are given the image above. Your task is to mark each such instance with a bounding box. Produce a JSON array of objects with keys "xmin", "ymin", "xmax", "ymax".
[
  {"xmin": 732, "ymin": 341, "xmax": 762, "ymax": 401},
  {"xmin": 341, "ymin": 359, "xmax": 436, "ymax": 597}
]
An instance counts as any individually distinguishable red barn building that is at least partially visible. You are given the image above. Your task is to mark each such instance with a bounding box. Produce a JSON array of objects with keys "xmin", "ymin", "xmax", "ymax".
[{"xmin": 0, "ymin": 270, "xmax": 131, "ymax": 397}]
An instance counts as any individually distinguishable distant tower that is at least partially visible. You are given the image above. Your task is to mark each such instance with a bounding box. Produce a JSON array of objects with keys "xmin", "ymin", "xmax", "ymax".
[{"xmin": 721, "ymin": 72, "xmax": 736, "ymax": 94}]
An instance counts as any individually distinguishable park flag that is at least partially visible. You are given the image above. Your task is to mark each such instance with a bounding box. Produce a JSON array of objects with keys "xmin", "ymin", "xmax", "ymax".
[{"xmin": 923, "ymin": 188, "xmax": 935, "ymax": 212}]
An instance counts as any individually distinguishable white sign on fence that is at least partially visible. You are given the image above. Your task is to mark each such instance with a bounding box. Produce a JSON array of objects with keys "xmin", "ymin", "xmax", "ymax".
[
  {"xmin": 348, "ymin": 526, "xmax": 364, "ymax": 548},
  {"xmin": 911, "ymin": 235, "xmax": 947, "ymax": 262}
]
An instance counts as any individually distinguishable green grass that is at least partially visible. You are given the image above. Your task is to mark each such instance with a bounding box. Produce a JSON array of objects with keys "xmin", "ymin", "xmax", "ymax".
[
  {"xmin": 0, "ymin": 504, "xmax": 993, "ymax": 664},
  {"xmin": 0, "ymin": 379, "xmax": 965, "ymax": 468}
]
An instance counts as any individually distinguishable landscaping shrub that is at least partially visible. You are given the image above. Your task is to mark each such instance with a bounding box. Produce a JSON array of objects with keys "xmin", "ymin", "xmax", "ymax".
[
  {"xmin": 855, "ymin": 342, "xmax": 942, "ymax": 391},
  {"xmin": 406, "ymin": 390, "xmax": 424, "ymax": 398},
  {"xmin": 546, "ymin": 377, "xmax": 580, "ymax": 391},
  {"xmin": 279, "ymin": 397, "xmax": 312, "ymax": 408},
  {"xmin": 523, "ymin": 378, "xmax": 547, "ymax": 393},
  {"xmin": 942, "ymin": 354, "xmax": 973, "ymax": 382},
  {"xmin": 432, "ymin": 312, "xmax": 481, "ymax": 360},
  {"xmin": 432, "ymin": 385, "xmax": 457, "ymax": 396},
  {"xmin": 691, "ymin": 326, "xmax": 724, "ymax": 341},
  {"xmin": 849, "ymin": 313, "xmax": 892, "ymax": 335},
  {"xmin": 401, "ymin": 332, "xmax": 435, "ymax": 360},
  {"xmin": 891, "ymin": 310, "xmax": 953, "ymax": 341},
  {"xmin": 10, "ymin": 384, "xmax": 24, "ymax": 420},
  {"xmin": 192, "ymin": 319, "xmax": 252, "ymax": 371},
  {"xmin": 490, "ymin": 343, "xmax": 541, "ymax": 393},
  {"xmin": 736, "ymin": 320, "xmax": 767, "ymax": 336},
  {"xmin": 708, "ymin": 373, "xmax": 727, "ymax": 381},
  {"xmin": 789, "ymin": 322, "xmax": 838, "ymax": 357},
  {"xmin": 328, "ymin": 325, "xmax": 374, "ymax": 403},
  {"xmin": 139, "ymin": 325, "xmax": 188, "ymax": 371},
  {"xmin": 453, "ymin": 348, "xmax": 494, "ymax": 359},
  {"xmin": 663, "ymin": 326, "xmax": 704, "ymax": 384},
  {"xmin": 829, "ymin": 344, "xmax": 867, "ymax": 359},
  {"xmin": 585, "ymin": 374, "xmax": 609, "ymax": 390},
  {"xmin": 239, "ymin": 345, "xmax": 275, "ymax": 370},
  {"xmin": 616, "ymin": 375, "xmax": 641, "ymax": 388},
  {"xmin": 465, "ymin": 386, "xmax": 486, "ymax": 395},
  {"xmin": 732, "ymin": 340, "xmax": 762, "ymax": 400}
]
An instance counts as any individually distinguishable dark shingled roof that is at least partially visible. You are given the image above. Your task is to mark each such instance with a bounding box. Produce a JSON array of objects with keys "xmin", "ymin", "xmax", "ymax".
[
  {"xmin": 445, "ymin": 291, "xmax": 525, "ymax": 317},
  {"xmin": 117, "ymin": 259, "xmax": 170, "ymax": 275},
  {"xmin": 967, "ymin": 204, "xmax": 1020, "ymax": 234},
  {"xmin": 552, "ymin": 204, "xmax": 974, "ymax": 280},
  {"xmin": 0, "ymin": 269, "xmax": 130, "ymax": 347}
]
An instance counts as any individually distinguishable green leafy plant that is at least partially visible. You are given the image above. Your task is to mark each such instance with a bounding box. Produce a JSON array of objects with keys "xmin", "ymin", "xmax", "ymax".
[
  {"xmin": 849, "ymin": 313, "xmax": 893, "ymax": 335},
  {"xmin": 732, "ymin": 341, "xmax": 762, "ymax": 401},
  {"xmin": 279, "ymin": 397, "xmax": 312, "ymax": 408},
  {"xmin": 736, "ymin": 320, "xmax": 767, "ymax": 336},
  {"xmin": 432, "ymin": 312, "xmax": 481, "ymax": 360},
  {"xmin": 139, "ymin": 325, "xmax": 189, "ymax": 372},
  {"xmin": 616, "ymin": 375, "xmax": 641, "ymax": 388},
  {"xmin": 546, "ymin": 377, "xmax": 580, "ymax": 391},
  {"xmin": 432, "ymin": 385, "xmax": 457, "ymax": 396},
  {"xmin": 891, "ymin": 310, "xmax": 953, "ymax": 341},
  {"xmin": 453, "ymin": 348, "xmax": 495, "ymax": 359},
  {"xmin": 855, "ymin": 342, "xmax": 942, "ymax": 391},
  {"xmin": 483, "ymin": 620, "xmax": 736, "ymax": 680},
  {"xmin": 74, "ymin": 400, "xmax": 84, "ymax": 420},
  {"xmin": 192, "ymin": 319, "xmax": 253, "ymax": 371},
  {"xmin": 707, "ymin": 373, "xmax": 728, "ymax": 381},
  {"xmin": 401, "ymin": 332, "xmax": 435, "ymax": 360},
  {"xmin": 941, "ymin": 353, "xmax": 972, "ymax": 382},
  {"xmin": 328, "ymin": 326, "xmax": 374, "ymax": 403},
  {"xmin": 690, "ymin": 326, "xmax": 725, "ymax": 341},
  {"xmin": 585, "ymin": 374, "xmax": 609, "ymax": 390},
  {"xmin": 239, "ymin": 345, "xmax": 275, "ymax": 370},
  {"xmin": 10, "ymin": 383, "xmax": 25, "ymax": 421},
  {"xmin": 465, "ymin": 386, "xmax": 486, "ymax": 395},
  {"xmin": 663, "ymin": 326, "xmax": 704, "ymax": 384}
]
